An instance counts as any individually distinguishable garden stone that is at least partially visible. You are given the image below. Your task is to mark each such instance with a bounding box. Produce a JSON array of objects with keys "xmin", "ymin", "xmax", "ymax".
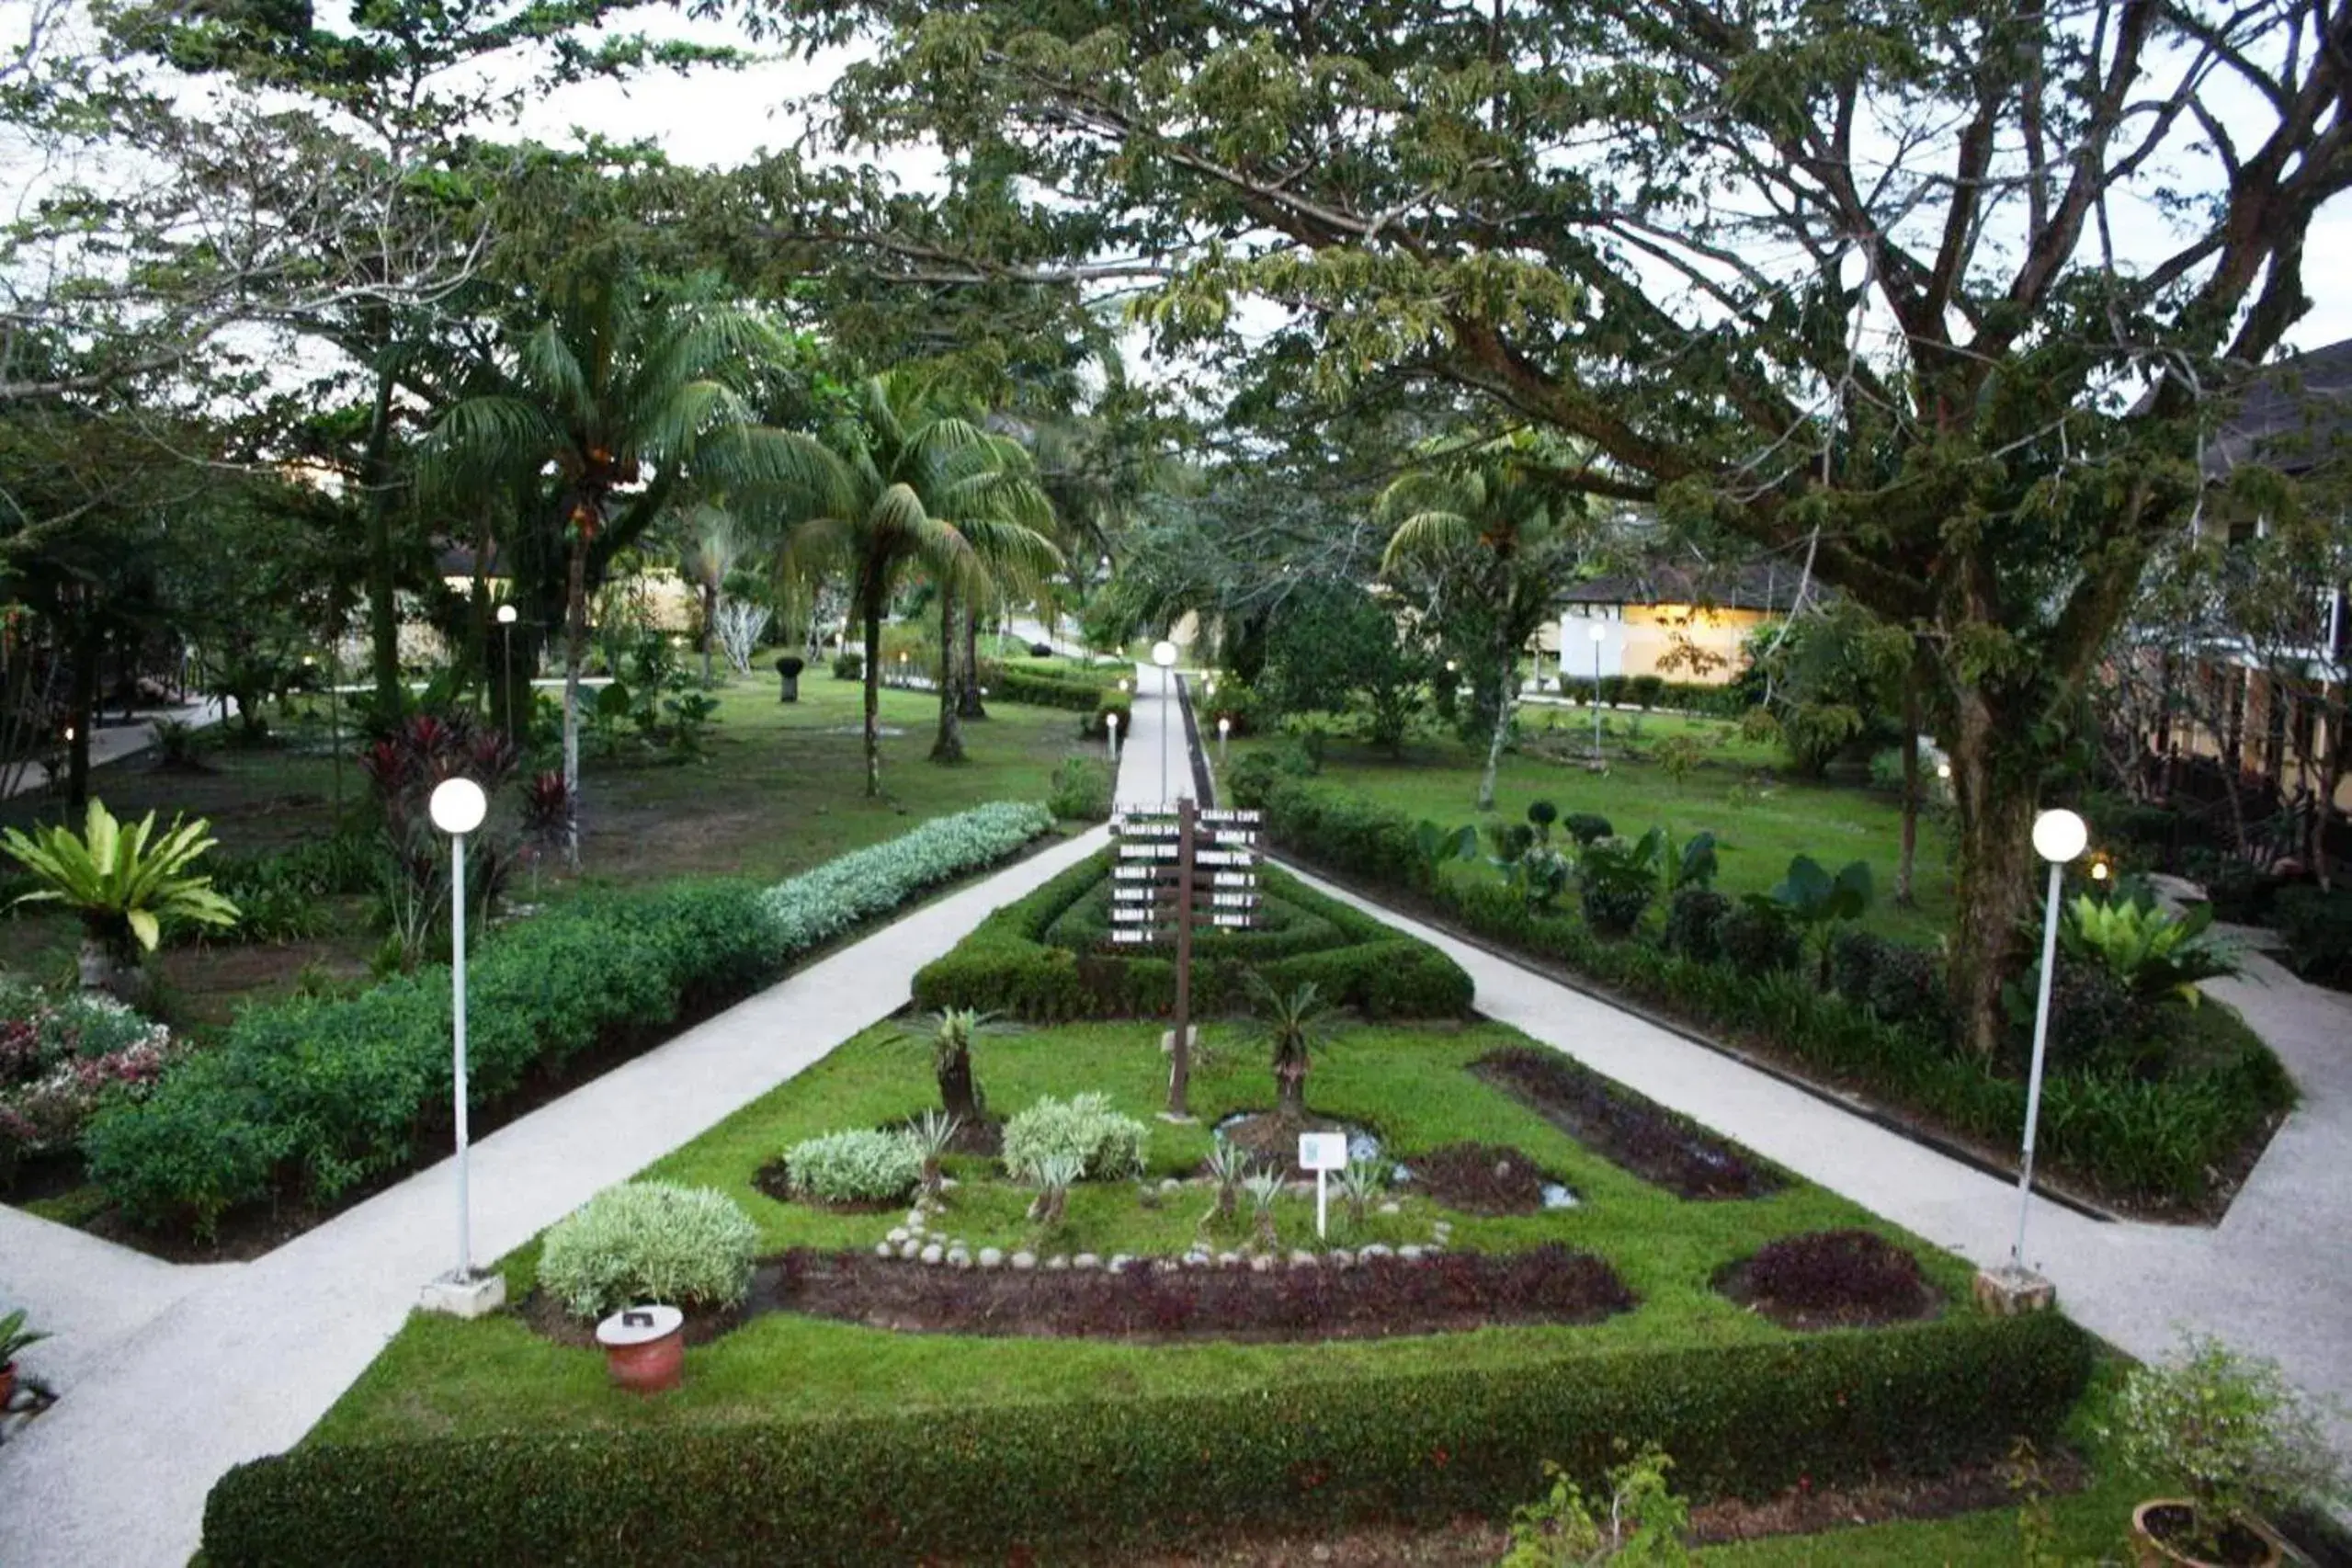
[
  {"xmin": 899, "ymin": 1240, "xmax": 920, "ymax": 1260},
  {"xmin": 947, "ymin": 1248, "xmax": 971, "ymax": 1269},
  {"xmin": 1288, "ymin": 1180, "xmax": 1314, "ymax": 1197},
  {"xmin": 1153, "ymin": 1256, "xmax": 1181, "ymax": 1275},
  {"xmin": 1399, "ymin": 1244, "xmax": 1426, "ymax": 1262},
  {"xmin": 1358, "ymin": 1244, "xmax": 1393, "ymax": 1261},
  {"xmin": 1432, "ymin": 1221, "xmax": 1453, "ymax": 1238},
  {"xmin": 1378, "ymin": 1200, "xmax": 1403, "ymax": 1215},
  {"xmin": 1329, "ymin": 1250, "xmax": 1354, "ymax": 1267},
  {"xmin": 978, "ymin": 1247, "xmax": 1004, "ymax": 1269},
  {"xmin": 1010, "ymin": 1251, "xmax": 1036, "ymax": 1271},
  {"xmin": 1108, "ymin": 1253, "xmax": 1134, "ymax": 1275},
  {"xmin": 919, "ymin": 1244, "xmax": 943, "ymax": 1266},
  {"xmin": 1045, "ymin": 1256, "xmax": 1069, "ymax": 1271},
  {"xmin": 874, "ymin": 1242, "xmax": 894, "ymax": 1258},
  {"xmin": 1073, "ymin": 1253, "xmax": 1101, "ymax": 1270},
  {"xmin": 1218, "ymin": 1252, "xmax": 1242, "ymax": 1268},
  {"xmin": 940, "ymin": 1176, "xmax": 959, "ymax": 1189},
  {"xmin": 905, "ymin": 1210, "xmax": 926, "ymax": 1231},
  {"xmin": 886, "ymin": 1227, "xmax": 910, "ymax": 1244},
  {"xmin": 1250, "ymin": 1254, "xmax": 1277, "ymax": 1273},
  {"xmin": 1290, "ymin": 1250, "xmax": 1317, "ymax": 1269}
]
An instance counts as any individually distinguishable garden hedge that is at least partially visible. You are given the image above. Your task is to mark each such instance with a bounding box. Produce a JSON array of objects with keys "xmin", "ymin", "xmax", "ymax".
[
  {"xmin": 202, "ymin": 1312, "xmax": 2093, "ymax": 1566},
  {"xmin": 979, "ymin": 661, "xmax": 1117, "ymax": 712},
  {"xmin": 1237, "ymin": 774, "xmax": 2294, "ymax": 1207},
  {"xmin": 84, "ymin": 803, "xmax": 1056, "ymax": 1236},
  {"xmin": 912, "ymin": 850, "xmax": 1473, "ymax": 1020}
]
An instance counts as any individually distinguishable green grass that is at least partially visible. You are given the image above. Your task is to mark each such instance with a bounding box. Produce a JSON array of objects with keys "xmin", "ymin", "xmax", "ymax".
[
  {"xmin": 0, "ymin": 664, "xmax": 1094, "ymax": 1024},
  {"xmin": 1240, "ymin": 721, "xmax": 1953, "ymax": 946},
  {"xmin": 312, "ymin": 1017, "xmax": 1985, "ymax": 1446}
]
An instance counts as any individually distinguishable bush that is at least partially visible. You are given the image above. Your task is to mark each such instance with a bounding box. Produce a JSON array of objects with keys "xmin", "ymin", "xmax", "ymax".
[
  {"xmin": 1044, "ymin": 757, "xmax": 1114, "ymax": 823},
  {"xmin": 1081, "ymin": 688, "xmax": 1133, "ymax": 741},
  {"xmin": 1226, "ymin": 742, "xmax": 1321, "ymax": 812},
  {"xmin": 1562, "ymin": 813, "xmax": 1615, "ymax": 846},
  {"xmin": 1717, "ymin": 902, "xmax": 1801, "ymax": 975},
  {"xmin": 1001, "ymin": 1091, "xmax": 1147, "ymax": 1181},
  {"xmin": 831, "ymin": 651, "xmax": 863, "ymax": 680},
  {"xmin": 984, "ymin": 664, "xmax": 1117, "ymax": 713},
  {"xmin": 201, "ymin": 1313, "xmax": 2095, "ymax": 1567},
  {"xmin": 1575, "ymin": 833, "xmax": 1661, "ymax": 937},
  {"xmin": 537, "ymin": 1181, "xmax": 759, "ymax": 1320},
  {"xmin": 0, "ymin": 983, "xmax": 183, "ymax": 1179},
  {"xmin": 87, "ymin": 804, "xmax": 1054, "ymax": 1236},
  {"xmin": 2273, "ymin": 884, "xmax": 2352, "ymax": 989},
  {"xmin": 784, "ymin": 1129, "xmax": 920, "ymax": 1205},
  {"xmin": 1662, "ymin": 888, "xmax": 1730, "ymax": 962},
  {"xmin": 1627, "ymin": 674, "xmax": 1665, "ymax": 710}
]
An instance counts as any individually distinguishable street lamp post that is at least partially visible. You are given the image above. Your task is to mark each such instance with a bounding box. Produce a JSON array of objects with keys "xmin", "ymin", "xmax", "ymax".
[
  {"xmin": 2013, "ymin": 808, "xmax": 2088, "ymax": 1271},
  {"xmin": 1106, "ymin": 710, "xmax": 1120, "ymax": 766},
  {"xmin": 496, "ymin": 603, "xmax": 518, "ymax": 734},
  {"xmin": 421, "ymin": 776, "xmax": 505, "ymax": 1318},
  {"xmin": 1152, "ymin": 641, "xmax": 1178, "ymax": 805},
  {"xmin": 1588, "ymin": 622, "xmax": 1608, "ymax": 757},
  {"xmin": 1218, "ymin": 716, "xmax": 1231, "ymax": 769}
]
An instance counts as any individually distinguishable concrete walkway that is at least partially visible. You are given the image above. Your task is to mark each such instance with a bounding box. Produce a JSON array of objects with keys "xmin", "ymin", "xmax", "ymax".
[
  {"xmin": 2, "ymin": 698, "xmax": 234, "ymax": 801},
  {"xmin": 0, "ymin": 825, "xmax": 1109, "ymax": 1568},
  {"xmin": 1277, "ymin": 860, "xmax": 2352, "ymax": 1460},
  {"xmin": 1113, "ymin": 657, "xmax": 1192, "ymax": 811}
]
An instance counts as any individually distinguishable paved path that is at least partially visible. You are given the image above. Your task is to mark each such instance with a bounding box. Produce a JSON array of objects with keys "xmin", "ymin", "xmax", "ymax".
[
  {"xmin": 1277, "ymin": 860, "xmax": 2352, "ymax": 1461},
  {"xmin": 1114, "ymin": 657, "xmax": 1192, "ymax": 810},
  {"xmin": 0, "ymin": 826, "xmax": 1109, "ymax": 1568},
  {"xmin": 1, "ymin": 699, "xmax": 234, "ymax": 801}
]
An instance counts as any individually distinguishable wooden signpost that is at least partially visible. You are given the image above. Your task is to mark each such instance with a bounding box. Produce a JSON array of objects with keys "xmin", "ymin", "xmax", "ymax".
[{"xmin": 1111, "ymin": 800, "xmax": 1263, "ymax": 1118}]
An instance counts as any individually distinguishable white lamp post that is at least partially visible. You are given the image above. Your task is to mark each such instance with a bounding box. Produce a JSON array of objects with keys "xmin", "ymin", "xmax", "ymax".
[
  {"xmin": 2012, "ymin": 807, "xmax": 2088, "ymax": 1272},
  {"xmin": 495, "ymin": 603, "xmax": 518, "ymax": 733},
  {"xmin": 420, "ymin": 776, "xmax": 504, "ymax": 1317},
  {"xmin": 1218, "ymin": 714, "xmax": 1231, "ymax": 767},
  {"xmin": 1152, "ymin": 640, "xmax": 1178, "ymax": 804},
  {"xmin": 1106, "ymin": 709, "xmax": 1120, "ymax": 765},
  {"xmin": 1588, "ymin": 622, "xmax": 1608, "ymax": 756}
]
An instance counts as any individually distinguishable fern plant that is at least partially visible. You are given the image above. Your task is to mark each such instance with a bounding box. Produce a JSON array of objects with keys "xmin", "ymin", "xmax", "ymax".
[
  {"xmin": 2058, "ymin": 891, "xmax": 2240, "ymax": 1006},
  {"xmin": 3, "ymin": 801, "xmax": 239, "ymax": 995}
]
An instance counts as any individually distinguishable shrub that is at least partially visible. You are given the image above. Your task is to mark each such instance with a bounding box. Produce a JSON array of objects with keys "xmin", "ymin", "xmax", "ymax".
[
  {"xmin": 1562, "ymin": 813, "xmax": 1614, "ymax": 846},
  {"xmin": 1736, "ymin": 1229, "xmax": 1926, "ymax": 1316},
  {"xmin": 831, "ymin": 651, "xmax": 863, "ymax": 680},
  {"xmin": 1662, "ymin": 888, "xmax": 1730, "ymax": 963},
  {"xmin": 0, "ymin": 983, "xmax": 183, "ymax": 1178},
  {"xmin": 1081, "ymin": 689, "xmax": 1132, "ymax": 741},
  {"xmin": 758, "ymin": 801, "xmax": 1053, "ymax": 954},
  {"xmin": 784, "ymin": 1129, "xmax": 921, "ymax": 1205},
  {"xmin": 1044, "ymin": 757, "xmax": 1113, "ymax": 823},
  {"xmin": 1575, "ymin": 833, "xmax": 1662, "ymax": 937},
  {"xmin": 1867, "ymin": 942, "xmax": 1946, "ymax": 1028},
  {"xmin": 984, "ymin": 664, "xmax": 1117, "ymax": 713},
  {"xmin": 536, "ymin": 1181, "xmax": 759, "ymax": 1320},
  {"xmin": 2056, "ymin": 890, "xmax": 2239, "ymax": 1004},
  {"xmin": 1717, "ymin": 901, "xmax": 1801, "ymax": 975},
  {"xmin": 1627, "ymin": 674, "xmax": 1665, "ymax": 710},
  {"xmin": 1001, "ymin": 1092, "xmax": 1147, "ymax": 1181},
  {"xmin": 201, "ymin": 1314, "xmax": 2096, "ymax": 1566},
  {"xmin": 2274, "ymin": 884, "xmax": 2352, "ymax": 988}
]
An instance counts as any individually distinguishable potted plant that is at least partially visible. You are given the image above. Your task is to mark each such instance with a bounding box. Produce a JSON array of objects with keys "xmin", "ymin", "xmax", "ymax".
[
  {"xmin": 2107, "ymin": 1335, "xmax": 2346, "ymax": 1567},
  {"xmin": 0, "ymin": 1308, "xmax": 49, "ymax": 1408}
]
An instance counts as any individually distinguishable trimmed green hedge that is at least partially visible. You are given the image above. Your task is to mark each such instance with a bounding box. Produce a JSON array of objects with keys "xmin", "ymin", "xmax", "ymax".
[
  {"xmin": 913, "ymin": 851, "xmax": 1473, "ymax": 1020},
  {"xmin": 84, "ymin": 804, "xmax": 1056, "ymax": 1236},
  {"xmin": 981, "ymin": 661, "xmax": 1117, "ymax": 712},
  {"xmin": 1241, "ymin": 775, "xmax": 2294, "ymax": 1207},
  {"xmin": 203, "ymin": 1312, "xmax": 2092, "ymax": 1566}
]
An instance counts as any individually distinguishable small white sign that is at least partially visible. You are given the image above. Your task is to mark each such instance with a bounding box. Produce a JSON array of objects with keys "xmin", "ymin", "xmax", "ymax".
[{"xmin": 1297, "ymin": 1131, "xmax": 1349, "ymax": 1172}]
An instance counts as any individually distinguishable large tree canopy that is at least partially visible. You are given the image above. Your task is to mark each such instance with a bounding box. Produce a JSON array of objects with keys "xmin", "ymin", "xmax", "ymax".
[{"xmin": 743, "ymin": 0, "xmax": 2352, "ymax": 1055}]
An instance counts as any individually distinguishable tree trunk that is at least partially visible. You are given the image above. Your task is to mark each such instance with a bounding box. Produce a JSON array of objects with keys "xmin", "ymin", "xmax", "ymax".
[
  {"xmin": 361, "ymin": 367, "xmax": 403, "ymax": 717},
  {"xmin": 1895, "ymin": 674, "xmax": 1922, "ymax": 908},
  {"xmin": 561, "ymin": 534, "xmax": 587, "ymax": 869},
  {"xmin": 700, "ymin": 583, "xmax": 718, "ymax": 687},
  {"xmin": 1276, "ymin": 1061, "xmax": 1307, "ymax": 1122},
  {"xmin": 1944, "ymin": 687, "xmax": 2039, "ymax": 1062},
  {"xmin": 1476, "ymin": 639, "xmax": 1516, "ymax": 812},
  {"xmin": 937, "ymin": 1050, "xmax": 980, "ymax": 1123},
  {"xmin": 932, "ymin": 582, "xmax": 964, "ymax": 763},
  {"xmin": 65, "ymin": 623, "xmax": 97, "ymax": 814},
  {"xmin": 958, "ymin": 597, "xmax": 987, "ymax": 720},
  {"xmin": 862, "ymin": 596, "xmax": 883, "ymax": 797}
]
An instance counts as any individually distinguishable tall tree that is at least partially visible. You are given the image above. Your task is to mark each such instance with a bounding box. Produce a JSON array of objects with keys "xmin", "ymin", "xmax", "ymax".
[
  {"xmin": 425, "ymin": 273, "xmax": 783, "ymax": 862},
  {"xmin": 1381, "ymin": 434, "xmax": 1596, "ymax": 811},
  {"xmin": 757, "ymin": 0, "xmax": 2352, "ymax": 1057},
  {"xmin": 770, "ymin": 374, "xmax": 1062, "ymax": 792}
]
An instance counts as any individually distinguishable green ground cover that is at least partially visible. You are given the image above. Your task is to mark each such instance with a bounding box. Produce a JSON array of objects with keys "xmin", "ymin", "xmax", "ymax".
[{"xmin": 1240, "ymin": 723, "xmax": 1953, "ymax": 947}]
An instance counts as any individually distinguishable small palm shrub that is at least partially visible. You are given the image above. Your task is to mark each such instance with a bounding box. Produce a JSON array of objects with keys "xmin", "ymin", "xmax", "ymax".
[
  {"xmin": 785, "ymin": 1129, "xmax": 922, "ymax": 1206},
  {"xmin": 1025, "ymin": 1152, "xmax": 1082, "ymax": 1227},
  {"xmin": 896, "ymin": 1006, "xmax": 1012, "ymax": 1122},
  {"xmin": 1002, "ymin": 1092, "xmax": 1147, "ymax": 1182},
  {"xmin": 1335, "ymin": 1156, "xmax": 1387, "ymax": 1225},
  {"xmin": 1203, "ymin": 1139, "xmax": 1253, "ymax": 1222},
  {"xmin": 1240, "ymin": 975, "xmax": 1337, "ymax": 1121},
  {"xmin": 2, "ymin": 801, "xmax": 240, "ymax": 994},
  {"xmin": 538, "ymin": 1181, "xmax": 759, "ymax": 1320},
  {"xmin": 906, "ymin": 1111, "xmax": 960, "ymax": 1198},
  {"xmin": 1243, "ymin": 1170, "xmax": 1283, "ymax": 1248}
]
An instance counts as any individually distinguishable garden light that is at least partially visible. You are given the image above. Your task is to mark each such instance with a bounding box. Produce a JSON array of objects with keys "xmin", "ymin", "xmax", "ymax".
[
  {"xmin": 495, "ymin": 603, "xmax": 517, "ymax": 626},
  {"xmin": 1587, "ymin": 622, "xmax": 1607, "ymax": 756},
  {"xmin": 2013, "ymin": 807, "xmax": 2088, "ymax": 1273},
  {"xmin": 423, "ymin": 776, "xmax": 499, "ymax": 1315},
  {"xmin": 1153, "ymin": 641, "xmax": 1178, "ymax": 806}
]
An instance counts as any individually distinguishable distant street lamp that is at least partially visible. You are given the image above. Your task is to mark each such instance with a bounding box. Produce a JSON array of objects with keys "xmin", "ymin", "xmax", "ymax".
[
  {"xmin": 1218, "ymin": 715, "xmax": 1231, "ymax": 767},
  {"xmin": 1587, "ymin": 622, "xmax": 1608, "ymax": 756},
  {"xmin": 1153, "ymin": 641, "xmax": 1178, "ymax": 805},
  {"xmin": 1106, "ymin": 709, "xmax": 1120, "ymax": 766},
  {"xmin": 496, "ymin": 604, "xmax": 518, "ymax": 734},
  {"xmin": 425, "ymin": 776, "xmax": 499, "ymax": 1315},
  {"xmin": 896, "ymin": 650, "xmax": 908, "ymax": 689},
  {"xmin": 2013, "ymin": 808, "xmax": 2088, "ymax": 1271}
]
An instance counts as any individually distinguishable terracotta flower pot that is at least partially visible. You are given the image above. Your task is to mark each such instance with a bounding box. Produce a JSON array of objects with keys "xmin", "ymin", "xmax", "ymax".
[
  {"xmin": 595, "ymin": 1304, "xmax": 684, "ymax": 1394},
  {"xmin": 2130, "ymin": 1500, "xmax": 2281, "ymax": 1568}
]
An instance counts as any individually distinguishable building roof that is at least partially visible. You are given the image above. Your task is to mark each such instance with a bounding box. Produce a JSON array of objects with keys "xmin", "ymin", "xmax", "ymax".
[
  {"xmin": 2207, "ymin": 337, "xmax": 2352, "ymax": 479},
  {"xmin": 1557, "ymin": 556, "xmax": 1808, "ymax": 614}
]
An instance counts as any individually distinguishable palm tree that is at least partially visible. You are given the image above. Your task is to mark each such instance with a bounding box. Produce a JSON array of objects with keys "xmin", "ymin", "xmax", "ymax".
[
  {"xmin": 1380, "ymin": 432, "xmax": 1600, "ymax": 812},
  {"xmin": 426, "ymin": 274, "xmax": 783, "ymax": 863},
  {"xmin": 673, "ymin": 502, "xmax": 752, "ymax": 687},
  {"xmin": 895, "ymin": 1006, "xmax": 1017, "ymax": 1123},
  {"xmin": 766, "ymin": 374, "xmax": 1061, "ymax": 792},
  {"xmin": 1240, "ymin": 974, "xmax": 1337, "ymax": 1124}
]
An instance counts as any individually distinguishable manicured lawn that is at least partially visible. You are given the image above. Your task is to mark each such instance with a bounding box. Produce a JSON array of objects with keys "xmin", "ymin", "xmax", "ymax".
[
  {"xmin": 1234, "ymin": 721, "xmax": 1955, "ymax": 947},
  {"xmin": 313, "ymin": 1017, "xmax": 1981, "ymax": 1444},
  {"xmin": 0, "ymin": 667, "xmax": 1093, "ymax": 1026}
]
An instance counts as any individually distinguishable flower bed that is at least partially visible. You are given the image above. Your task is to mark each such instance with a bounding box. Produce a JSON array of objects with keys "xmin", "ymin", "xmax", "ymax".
[
  {"xmin": 79, "ymin": 802, "xmax": 1056, "ymax": 1240},
  {"xmin": 0, "ymin": 983, "xmax": 181, "ymax": 1182},
  {"xmin": 1471, "ymin": 1046, "xmax": 1781, "ymax": 1200}
]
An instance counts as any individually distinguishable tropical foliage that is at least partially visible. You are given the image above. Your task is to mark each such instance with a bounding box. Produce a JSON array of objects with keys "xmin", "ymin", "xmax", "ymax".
[{"xmin": 3, "ymin": 801, "xmax": 240, "ymax": 992}]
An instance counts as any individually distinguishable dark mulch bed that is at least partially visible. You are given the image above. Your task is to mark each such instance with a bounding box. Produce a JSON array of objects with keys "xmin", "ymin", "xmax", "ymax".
[
  {"xmin": 750, "ymin": 1159, "xmax": 914, "ymax": 1214},
  {"xmin": 1471, "ymin": 1046, "xmax": 1780, "ymax": 1200},
  {"xmin": 1402, "ymin": 1142, "xmax": 1559, "ymax": 1216},
  {"xmin": 1714, "ymin": 1229, "xmax": 1941, "ymax": 1330},
  {"xmin": 1212, "ymin": 1111, "xmax": 1368, "ymax": 1178},
  {"xmin": 889, "ymin": 1110, "xmax": 1005, "ymax": 1158},
  {"xmin": 765, "ymin": 1244, "xmax": 1632, "ymax": 1343},
  {"xmin": 517, "ymin": 1289, "xmax": 744, "ymax": 1349}
]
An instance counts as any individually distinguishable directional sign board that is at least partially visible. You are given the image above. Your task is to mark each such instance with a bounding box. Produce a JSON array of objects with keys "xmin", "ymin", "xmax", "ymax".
[{"xmin": 1297, "ymin": 1131, "xmax": 1349, "ymax": 1172}]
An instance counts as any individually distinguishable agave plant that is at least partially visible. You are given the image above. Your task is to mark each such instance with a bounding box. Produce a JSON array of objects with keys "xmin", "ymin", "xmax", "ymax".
[
  {"xmin": 2059, "ymin": 890, "xmax": 2241, "ymax": 1006},
  {"xmin": 907, "ymin": 1110, "xmax": 962, "ymax": 1198},
  {"xmin": 3, "ymin": 801, "xmax": 239, "ymax": 996},
  {"xmin": 1026, "ymin": 1152, "xmax": 1083, "ymax": 1228},
  {"xmin": 1335, "ymin": 1157, "xmax": 1388, "ymax": 1226},
  {"xmin": 1240, "ymin": 974, "xmax": 1338, "ymax": 1124},
  {"xmin": 896, "ymin": 1006, "xmax": 1017, "ymax": 1122},
  {"xmin": 1202, "ymin": 1140, "xmax": 1254, "ymax": 1224},
  {"xmin": 1242, "ymin": 1171, "xmax": 1285, "ymax": 1249}
]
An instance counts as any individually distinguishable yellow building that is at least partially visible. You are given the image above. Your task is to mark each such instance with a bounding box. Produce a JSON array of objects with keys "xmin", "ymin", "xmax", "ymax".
[{"xmin": 1543, "ymin": 562, "xmax": 1800, "ymax": 685}]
